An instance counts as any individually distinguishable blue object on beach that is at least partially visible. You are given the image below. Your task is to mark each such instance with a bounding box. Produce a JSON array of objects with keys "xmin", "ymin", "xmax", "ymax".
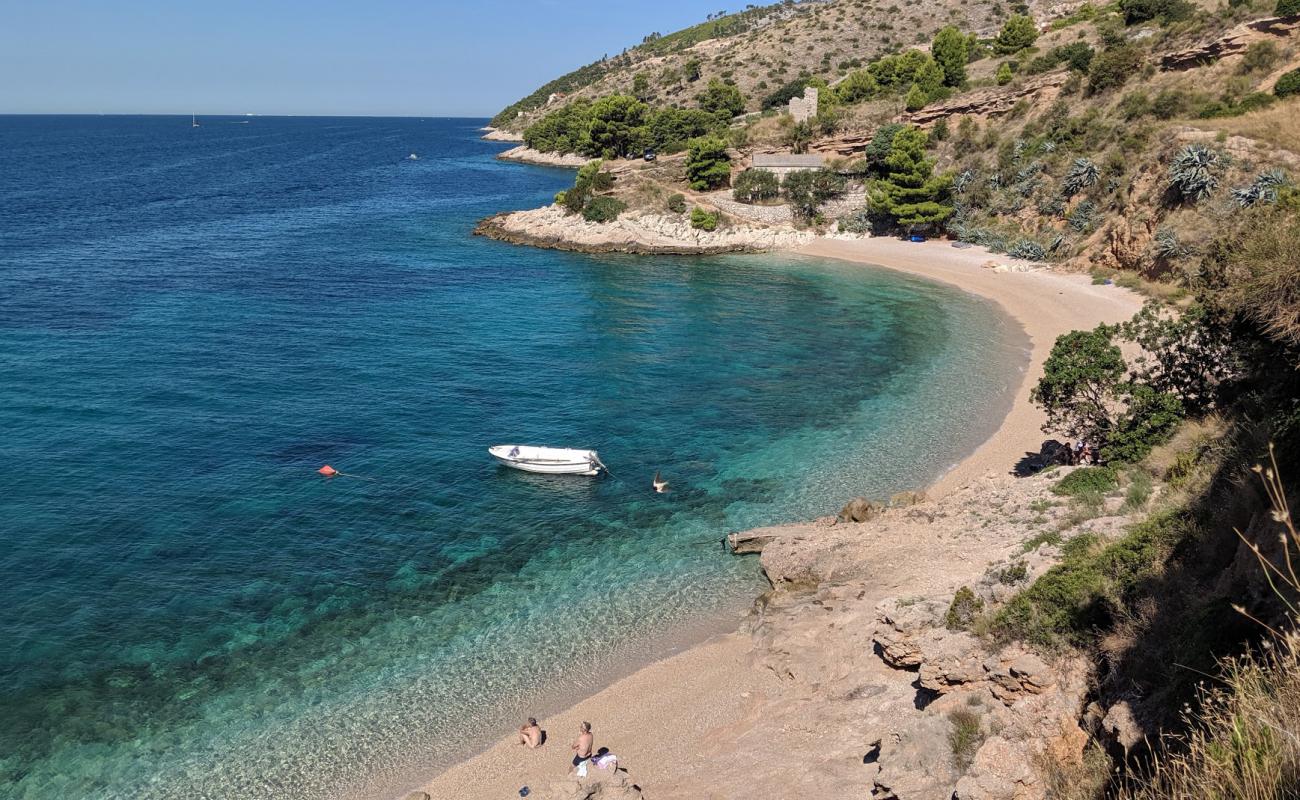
[
  {"xmin": 520, "ymin": 788, "xmax": 530, "ymax": 797},
  {"xmin": 1104, "ymin": 278, "xmax": 1114, "ymax": 285},
  {"xmin": 909, "ymin": 234, "xmax": 926, "ymax": 242}
]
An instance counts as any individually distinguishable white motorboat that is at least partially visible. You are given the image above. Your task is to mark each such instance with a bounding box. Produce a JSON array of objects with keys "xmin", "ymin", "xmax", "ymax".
[{"xmin": 488, "ymin": 445, "xmax": 605, "ymax": 476}]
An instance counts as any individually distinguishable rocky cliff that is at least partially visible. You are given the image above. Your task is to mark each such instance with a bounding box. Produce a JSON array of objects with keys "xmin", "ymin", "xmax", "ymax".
[{"xmin": 695, "ymin": 466, "xmax": 1156, "ymax": 799}]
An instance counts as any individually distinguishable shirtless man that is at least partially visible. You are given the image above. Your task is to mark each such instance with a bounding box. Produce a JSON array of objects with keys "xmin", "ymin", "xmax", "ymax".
[
  {"xmin": 517, "ymin": 717, "xmax": 542, "ymax": 749},
  {"xmin": 570, "ymin": 722, "xmax": 594, "ymax": 770}
]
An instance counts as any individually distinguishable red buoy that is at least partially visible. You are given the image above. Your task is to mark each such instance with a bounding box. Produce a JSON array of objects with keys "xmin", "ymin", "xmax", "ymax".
[{"xmin": 318, "ymin": 465, "xmax": 339, "ymax": 477}]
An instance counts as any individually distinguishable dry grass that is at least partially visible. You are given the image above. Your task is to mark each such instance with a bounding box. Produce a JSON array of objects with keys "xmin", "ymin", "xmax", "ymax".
[
  {"xmin": 1118, "ymin": 445, "xmax": 1300, "ymax": 799},
  {"xmin": 1194, "ymin": 100, "xmax": 1300, "ymax": 154},
  {"xmin": 1116, "ymin": 632, "xmax": 1300, "ymax": 799}
]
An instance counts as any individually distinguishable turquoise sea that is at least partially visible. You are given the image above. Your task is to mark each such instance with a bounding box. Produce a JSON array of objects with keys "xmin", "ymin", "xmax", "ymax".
[{"xmin": 0, "ymin": 115, "xmax": 1026, "ymax": 799}]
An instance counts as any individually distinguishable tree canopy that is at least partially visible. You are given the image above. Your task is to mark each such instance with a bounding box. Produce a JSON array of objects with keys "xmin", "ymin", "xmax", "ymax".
[
  {"xmin": 930, "ymin": 26, "xmax": 969, "ymax": 87},
  {"xmin": 698, "ymin": 78, "xmax": 747, "ymax": 118},
  {"xmin": 994, "ymin": 14, "xmax": 1038, "ymax": 55},
  {"xmin": 867, "ymin": 127, "xmax": 954, "ymax": 228},
  {"xmin": 587, "ymin": 95, "xmax": 649, "ymax": 159},
  {"xmin": 685, "ymin": 136, "xmax": 732, "ymax": 190}
]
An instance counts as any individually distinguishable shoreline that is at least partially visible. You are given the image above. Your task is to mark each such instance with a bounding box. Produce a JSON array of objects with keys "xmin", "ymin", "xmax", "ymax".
[{"xmin": 410, "ymin": 238, "xmax": 1143, "ymax": 799}]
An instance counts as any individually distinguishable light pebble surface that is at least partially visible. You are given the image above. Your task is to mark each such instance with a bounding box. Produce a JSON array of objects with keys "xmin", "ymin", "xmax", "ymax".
[
  {"xmin": 412, "ymin": 237, "xmax": 1144, "ymax": 799},
  {"xmin": 416, "ymin": 633, "xmax": 766, "ymax": 799}
]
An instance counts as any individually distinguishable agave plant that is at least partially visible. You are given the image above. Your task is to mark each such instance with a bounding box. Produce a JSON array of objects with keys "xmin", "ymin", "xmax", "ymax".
[
  {"xmin": 1154, "ymin": 226, "xmax": 1185, "ymax": 259},
  {"xmin": 1069, "ymin": 199, "xmax": 1099, "ymax": 232},
  {"xmin": 1041, "ymin": 140, "xmax": 1058, "ymax": 153},
  {"xmin": 1169, "ymin": 144, "xmax": 1221, "ymax": 203},
  {"xmin": 1008, "ymin": 239, "xmax": 1047, "ymax": 261},
  {"xmin": 1038, "ymin": 196, "xmax": 1066, "ymax": 217},
  {"xmin": 1013, "ymin": 139, "xmax": 1027, "ymax": 161},
  {"xmin": 1232, "ymin": 168, "xmax": 1290, "ymax": 207},
  {"xmin": 1016, "ymin": 160, "xmax": 1044, "ymax": 183},
  {"xmin": 1061, "ymin": 157, "xmax": 1100, "ymax": 197},
  {"xmin": 954, "ymin": 169, "xmax": 976, "ymax": 194}
]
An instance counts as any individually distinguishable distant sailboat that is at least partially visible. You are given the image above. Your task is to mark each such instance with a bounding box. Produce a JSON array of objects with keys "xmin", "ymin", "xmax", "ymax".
[{"xmin": 191, "ymin": 114, "xmax": 200, "ymax": 128}]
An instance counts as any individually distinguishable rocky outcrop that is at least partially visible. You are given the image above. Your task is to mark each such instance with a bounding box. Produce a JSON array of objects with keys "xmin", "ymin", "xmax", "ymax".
[
  {"xmin": 539, "ymin": 769, "xmax": 643, "ymax": 800},
  {"xmin": 1160, "ymin": 14, "xmax": 1300, "ymax": 72},
  {"xmin": 903, "ymin": 73, "xmax": 1071, "ymax": 126},
  {"xmin": 497, "ymin": 145, "xmax": 591, "ymax": 167},
  {"xmin": 475, "ymin": 205, "xmax": 815, "ymax": 255},
  {"xmin": 717, "ymin": 468, "xmax": 1154, "ymax": 800},
  {"xmin": 482, "ymin": 127, "xmax": 525, "ymax": 143}
]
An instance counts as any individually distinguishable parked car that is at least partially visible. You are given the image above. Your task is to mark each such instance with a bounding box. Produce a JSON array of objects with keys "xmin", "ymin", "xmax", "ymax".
[{"xmin": 643, "ymin": 149, "xmax": 657, "ymax": 162}]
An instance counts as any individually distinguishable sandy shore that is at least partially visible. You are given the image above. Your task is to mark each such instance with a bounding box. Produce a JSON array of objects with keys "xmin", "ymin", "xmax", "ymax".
[
  {"xmin": 410, "ymin": 238, "xmax": 1143, "ymax": 799},
  {"xmin": 799, "ymin": 237, "xmax": 1143, "ymax": 496},
  {"xmin": 417, "ymin": 633, "xmax": 772, "ymax": 799}
]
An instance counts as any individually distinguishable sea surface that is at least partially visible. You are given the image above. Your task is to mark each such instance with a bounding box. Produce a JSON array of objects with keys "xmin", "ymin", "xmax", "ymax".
[{"xmin": 0, "ymin": 115, "xmax": 1026, "ymax": 799}]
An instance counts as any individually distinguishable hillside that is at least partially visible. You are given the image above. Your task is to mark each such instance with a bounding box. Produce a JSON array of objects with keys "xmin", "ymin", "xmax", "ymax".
[{"xmin": 491, "ymin": 0, "xmax": 1078, "ymax": 130}]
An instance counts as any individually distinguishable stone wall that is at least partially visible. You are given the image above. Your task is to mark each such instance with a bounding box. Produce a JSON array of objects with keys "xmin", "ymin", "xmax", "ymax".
[{"xmin": 789, "ymin": 87, "xmax": 819, "ymax": 123}]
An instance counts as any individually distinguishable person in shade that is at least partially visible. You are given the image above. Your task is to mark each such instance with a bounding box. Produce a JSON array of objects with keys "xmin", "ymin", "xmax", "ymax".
[
  {"xmin": 518, "ymin": 717, "xmax": 543, "ymax": 749},
  {"xmin": 570, "ymin": 721, "xmax": 594, "ymax": 771}
]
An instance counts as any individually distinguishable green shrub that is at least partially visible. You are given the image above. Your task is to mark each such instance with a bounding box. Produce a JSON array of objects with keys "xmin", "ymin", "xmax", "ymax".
[
  {"xmin": 1102, "ymin": 385, "xmax": 1185, "ymax": 463},
  {"xmin": 1052, "ymin": 466, "xmax": 1119, "ymax": 497},
  {"xmin": 1022, "ymin": 530, "xmax": 1064, "ymax": 552},
  {"xmin": 948, "ymin": 709, "xmax": 984, "ymax": 770},
  {"xmin": 1119, "ymin": 0, "xmax": 1194, "ymax": 23},
  {"xmin": 1122, "ymin": 469, "xmax": 1154, "ymax": 512},
  {"xmin": 690, "ymin": 207, "xmax": 719, "ymax": 231},
  {"xmin": 1087, "ymin": 45, "xmax": 1143, "ymax": 95},
  {"xmin": 1278, "ymin": 0, "xmax": 1300, "ymax": 15},
  {"xmin": 783, "ymin": 168, "xmax": 847, "ymax": 220},
  {"xmin": 666, "ymin": 193, "xmax": 687, "ymax": 214},
  {"xmin": 992, "ymin": 511, "xmax": 1191, "ymax": 647},
  {"xmin": 1275, "ymin": 68, "xmax": 1300, "ymax": 98},
  {"xmin": 997, "ymin": 560, "xmax": 1030, "ymax": 585},
  {"xmin": 581, "ymin": 196, "xmax": 626, "ymax": 223},
  {"xmin": 945, "ymin": 586, "xmax": 985, "ymax": 630},
  {"xmin": 996, "ymin": 62, "xmax": 1014, "ymax": 86},
  {"xmin": 732, "ymin": 169, "xmax": 781, "ymax": 203}
]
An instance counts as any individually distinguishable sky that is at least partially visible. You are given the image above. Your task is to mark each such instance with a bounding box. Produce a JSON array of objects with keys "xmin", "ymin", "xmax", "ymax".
[{"xmin": 0, "ymin": 0, "xmax": 730, "ymax": 117}]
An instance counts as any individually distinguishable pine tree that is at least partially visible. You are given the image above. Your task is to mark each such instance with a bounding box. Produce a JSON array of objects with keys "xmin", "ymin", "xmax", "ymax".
[
  {"xmin": 868, "ymin": 127, "xmax": 954, "ymax": 228},
  {"xmin": 930, "ymin": 26, "xmax": 969, "ymax": 87},
  {"xmin": 994, "ymin": 14, "xmax": 1038, "ymax": 55},
  {"xmin": 905, "ymin": 83, "xmax": 928, "ymax": 111}
]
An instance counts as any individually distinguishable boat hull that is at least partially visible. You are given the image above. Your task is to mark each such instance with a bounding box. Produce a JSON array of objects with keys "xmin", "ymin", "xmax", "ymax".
[{"xmin": 488, "ymin": 445, "xmax": 603, "ymax": 476}]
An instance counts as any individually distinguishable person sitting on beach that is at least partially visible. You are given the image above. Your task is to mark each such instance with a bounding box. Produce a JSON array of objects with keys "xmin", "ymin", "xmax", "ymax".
[
  {"xmin": 518, "ymin": 717, "xmax": 543, "ymax": 749},
  {"xmin": 570, "ymin": 721, "xmax": 594, "ymax": 771}
]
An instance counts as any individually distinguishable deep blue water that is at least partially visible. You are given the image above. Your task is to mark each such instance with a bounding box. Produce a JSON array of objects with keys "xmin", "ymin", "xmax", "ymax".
[{"xmin": 0, "ymin": 115, "xmax": 1025, "ymax": 799}]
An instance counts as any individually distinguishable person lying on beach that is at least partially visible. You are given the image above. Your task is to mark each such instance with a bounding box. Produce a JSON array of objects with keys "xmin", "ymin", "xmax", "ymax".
[
  {"xmin": 518, "ymin": 717, "xmax": 543, "ymax": 749},
  {"xmin": 570, "ymin": 721, "xmax": 594, "ymax": 770}
]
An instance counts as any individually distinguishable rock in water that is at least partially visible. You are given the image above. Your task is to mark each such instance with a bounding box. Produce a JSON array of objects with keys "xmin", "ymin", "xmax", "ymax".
[{"xmin": 839, "ymin": 496, "xmax": 883, "ymax": 523}]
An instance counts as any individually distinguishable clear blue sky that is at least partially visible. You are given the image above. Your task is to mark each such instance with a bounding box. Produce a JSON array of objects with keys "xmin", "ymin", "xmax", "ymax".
[{"xmin": 0, "ymin": 0, "xmax": 723, "ymax": 117}]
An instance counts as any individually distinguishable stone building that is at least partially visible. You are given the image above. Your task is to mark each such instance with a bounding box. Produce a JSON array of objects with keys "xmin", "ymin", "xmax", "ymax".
[
  {"xmin": 750, "ymin": 152, "xmax": 827, "ymax": 179},
  {"xmin": 789, "ymin": 87, "xmax": 819, "ymax": 123}
]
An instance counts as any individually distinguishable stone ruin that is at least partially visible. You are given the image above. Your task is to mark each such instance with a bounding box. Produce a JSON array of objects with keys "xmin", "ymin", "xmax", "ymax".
[{"xmin": 789, "ymin": 87, "xmax": 819, "ymax": 123}]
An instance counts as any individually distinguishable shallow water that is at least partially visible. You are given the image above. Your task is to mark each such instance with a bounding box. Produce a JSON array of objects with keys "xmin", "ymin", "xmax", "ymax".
[{"xmin": 0, "ymin": 115, "xmax": 1026, "ymax": 798}]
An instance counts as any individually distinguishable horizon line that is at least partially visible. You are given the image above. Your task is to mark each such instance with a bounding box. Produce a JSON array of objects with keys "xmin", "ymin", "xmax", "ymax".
[{"xmin": 0, "ymin": 112, "xmax": 494, "ymax": 120}]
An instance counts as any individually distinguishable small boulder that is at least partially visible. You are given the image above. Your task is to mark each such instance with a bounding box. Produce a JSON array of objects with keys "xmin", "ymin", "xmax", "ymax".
[
  {"xmin": 839, "ymin": 496, "xmax": 883, "ymax": 523},
  {"xmin": 889, "ymin": 490, "xmax": 927, "ymax": 508},
  {"xmin": 403, "ymin": 793, "xmax": 431, "ymax": 800}
]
